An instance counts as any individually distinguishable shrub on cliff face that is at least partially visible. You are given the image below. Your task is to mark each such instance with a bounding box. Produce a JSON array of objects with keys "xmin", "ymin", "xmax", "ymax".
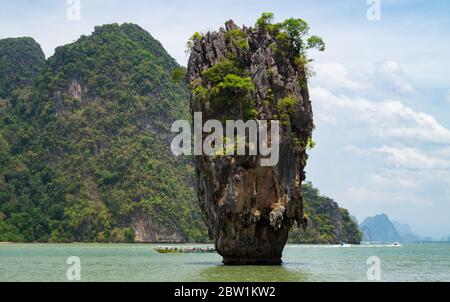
[
  {"xmin": 215, "ymin": 74, "xmax": 255, "ymax": 97},
  {"xmin": 255, "ymin": 13, "xmax": 325, "ymax": 82},
  {"xmin": 306, "ymin": 35, "xmax": 326, "ymax": 52},
  {"xmin": 225, "ymin": 29, "xmax": 249, "ymax": 50},
  {"xmin": 255, "ymin": 13, "xmax": 325, "ymax": 56},
  {"xmin": 191, "ymin": 57, "xmax": 257, "ymax": 120},
  {"xmin": 201, "ymin": 58, "xmax": 244, "ymax": 84},
  {"xmin": 186, "ymin": 32, "xmax": 205, "ymax": 53},
  {"xmin": 255, "ymin": 12, "xmax": 275, "ymax": 29},
  {"xmin": 275, "ymin": 95, "xmax": 298, "ymax": 125}
]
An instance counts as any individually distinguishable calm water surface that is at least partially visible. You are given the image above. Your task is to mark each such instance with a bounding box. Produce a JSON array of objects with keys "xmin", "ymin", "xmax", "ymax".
[{"xmin": 1, "ymin": 243, "xmax": 449, "ymax": 282}]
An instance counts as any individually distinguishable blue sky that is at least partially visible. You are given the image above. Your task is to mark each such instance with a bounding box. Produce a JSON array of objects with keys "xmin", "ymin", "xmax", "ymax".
[{"xmin": 1, "ymin": 0, "xmax": 450, "ymax": 238}]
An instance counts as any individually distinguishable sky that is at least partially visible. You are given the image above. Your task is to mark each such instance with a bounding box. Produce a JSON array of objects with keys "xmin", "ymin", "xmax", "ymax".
[{"xmin": 1, "ymin": 0, "xmax": 449, "ymax": 238}]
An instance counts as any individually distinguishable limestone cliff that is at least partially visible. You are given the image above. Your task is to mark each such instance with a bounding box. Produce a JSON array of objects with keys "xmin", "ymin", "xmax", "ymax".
[
  {"xmin": 131, "ymin": 210, "xmax": 186, "ymax": 243},
  {"xmin": 187, "ymin": 18, "xmax": 318, "ymax": 264},
  {"xmin": 289, "ymin": 183, "xmax": 362, "ymax": 244}
]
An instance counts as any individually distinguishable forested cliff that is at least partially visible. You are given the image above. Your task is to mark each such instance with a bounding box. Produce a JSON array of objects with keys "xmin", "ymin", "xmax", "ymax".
[
  {"xmin": 0, "ymin": 23, "xmax": 360, "ymax": 244},
  {"xmin": 0, "ymin": 24, "xmax": 207, "ymax": 243}
]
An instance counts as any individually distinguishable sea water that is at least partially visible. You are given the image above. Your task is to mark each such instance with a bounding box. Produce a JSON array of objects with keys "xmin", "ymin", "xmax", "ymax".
[{"xmin": 1, "ymin": 243, "xmax": 449, "ymax": 282}]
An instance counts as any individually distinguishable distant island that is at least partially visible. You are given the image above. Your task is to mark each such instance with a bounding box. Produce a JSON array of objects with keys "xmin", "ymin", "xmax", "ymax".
[{"xmin": 360, "ymin": 213, "xmax": 423, "ymax": 243}]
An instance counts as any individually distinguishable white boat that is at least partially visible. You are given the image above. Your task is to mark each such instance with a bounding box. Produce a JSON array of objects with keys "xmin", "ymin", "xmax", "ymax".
[{"xmin": 339, "ymin": 243, "xmax": 352, "ymax": 247}]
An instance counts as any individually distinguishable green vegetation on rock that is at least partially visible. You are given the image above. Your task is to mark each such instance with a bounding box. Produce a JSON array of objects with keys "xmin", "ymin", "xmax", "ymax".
[
  {"xmin": 256, "ymin": 12, "xmax": 324, "ymax": 83},
  {"xmin": 275, "ymin": 95, "xmax": 298, "ymax": 125},
  {"xmin": 191, "ymin": 57, "xmax": 257, "ymax": 120},
  {"xmin": 186, "ymin": 32, "xmax": 205, "ymax": 53},
  {"xmin": 0, "ymin": 37, "xmax": 46, "ymax": 99},
  {"xmin": 255, "ymin": 12, "xmax": 275, "ymax": 30},
  {"xmin": 225, "ymin": 29, "xmax": 249, "ymax": 50},
  {"xmin": 289, "ymin": 183, "xmax": 362, "ymax": 244},
  {"xmin": 1, "ymin": 20, "xmax": 356, "ymax": 246},
  {"xmin": 0, "ymin": 24, "xmax": 208, "ymax": 243}
]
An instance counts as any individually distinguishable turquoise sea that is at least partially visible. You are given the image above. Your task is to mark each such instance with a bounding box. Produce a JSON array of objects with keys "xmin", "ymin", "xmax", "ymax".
[{"xmin": 1, "ymin": 243, "xmax": 449, "ymax": 282}]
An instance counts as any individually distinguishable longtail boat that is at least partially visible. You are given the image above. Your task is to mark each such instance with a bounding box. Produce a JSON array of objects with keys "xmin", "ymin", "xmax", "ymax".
[{"xmin": 154, "ymin": 247, "xmax": 216, "ymax": 254}]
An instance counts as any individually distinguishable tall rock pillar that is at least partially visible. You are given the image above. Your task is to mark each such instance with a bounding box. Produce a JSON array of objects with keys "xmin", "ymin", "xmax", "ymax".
[{"xmin": 187, "ymin": 20, "xmax": 314, "ymax": 265}]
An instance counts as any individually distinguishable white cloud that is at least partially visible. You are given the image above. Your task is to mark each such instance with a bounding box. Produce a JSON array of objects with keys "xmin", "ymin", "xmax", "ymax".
[
  {"xmin": 311, "ymin": 86, "xmax": 450, "ymax": 144},
  {"xmin": 312, "ymin": 62, "xmax": 368, "ymax": 91},
  {"xmin": 312, "ymin": 61, "xmax": 415, "ymax": 96},
  {"xmin": 343, "ymin": 145, "xmax": 369, "ymax": 156},
  {"xmin": 373, "ymin": 146, "xmax": 450, "ymax": 170},
  {"xmin": 434, "ymin": 146, "xmax": 450, "ymax": 157},
  {"xmin": 334, "ymin": 167, "xmax": 450, "ymax": 225},
  {"xmin": 377, "ymin": 60, "xmax": 402, "ymax": 74},
  {"xmin": 374, "ymin": 60, "xmax": 415, "ymax": 94},
  {"xmin": 338, "ymin": 186, "xmax": 432, "ymax": 207},
  {"xmin": 370, "ymin": 173, "xmax": 417, "ymax": 189}
]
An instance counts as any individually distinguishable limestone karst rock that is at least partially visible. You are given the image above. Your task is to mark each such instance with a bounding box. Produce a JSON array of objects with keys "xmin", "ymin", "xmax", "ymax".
[
  {"xmin": 0, "ymin": 37, "xmax": 45, "ymax": 98},
  {"xmin": 0, "ymin": 24, "xmax": 209, "ymax": 243},
  {"xmin": 187, "ymin": 20, "xmax": 315, "ymax": 264}
]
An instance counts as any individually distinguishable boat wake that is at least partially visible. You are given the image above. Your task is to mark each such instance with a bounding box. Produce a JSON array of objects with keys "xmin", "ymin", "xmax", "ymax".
[{"xmin": 287, "ymin": 243, "xmax": 404, "ymax": 248}]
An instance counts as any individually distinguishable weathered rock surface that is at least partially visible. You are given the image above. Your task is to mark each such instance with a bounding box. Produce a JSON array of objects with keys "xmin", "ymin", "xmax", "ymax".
[
  {"xmin": 187, "ymin": 20, "xmax": 314, "ymax": 264},
  {"xmin": 131, "ymin": 210, "xmax": 186, "ymax": 243}
]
